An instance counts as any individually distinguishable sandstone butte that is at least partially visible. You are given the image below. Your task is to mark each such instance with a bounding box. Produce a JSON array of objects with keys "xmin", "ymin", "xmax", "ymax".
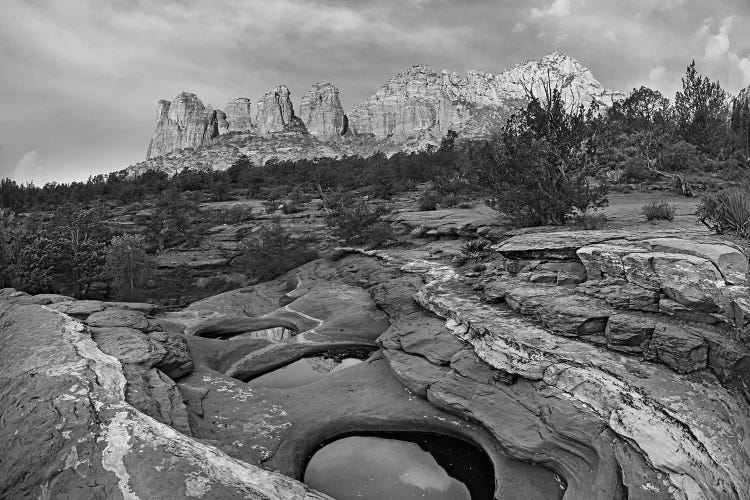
[
  {"xmin": 142, "ymin": 52, "xmax": 623, "ymax": 162},
  {"xmin": 2, "ymin": 206, "xmax": 750, "ymax": 499}
]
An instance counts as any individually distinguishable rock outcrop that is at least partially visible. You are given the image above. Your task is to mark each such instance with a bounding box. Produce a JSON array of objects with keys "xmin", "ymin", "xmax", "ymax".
[
  {"xmin": 0, "ymin": 288, "xmax": 329, "ymax": 499},
  {"xmin": 4, "ymin": 218, "xmax": 750, "ymax": 499},
  {"xmin": 256, "ymin": 85, "xmax": 302, "ymax": 133},
  {"xmin": 224, "ymin": 97, "xmax": 253, "ymax": 131},
  {"xmin": 347, "ymin": 52, "xmax": 623, "ymax": 141},
  {"xmin": 140, "ymin": 52, "xmax": 623, "ymax": 165},
  {"xmin": 146, "ymin": 92, "xmax": 220, "ymax": 159},
  {"xmin": 299, "ymin": 83, "xmax": 347, "ymax": 140}
]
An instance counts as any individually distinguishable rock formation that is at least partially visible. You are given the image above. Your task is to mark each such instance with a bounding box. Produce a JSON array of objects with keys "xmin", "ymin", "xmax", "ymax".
[
  {"xmin": 348, "ymin": 52, "xmax": 624, "ymax": 141},
  {"xmin": 256, "ymin": 85, "xmax": 302, "ymax": 133},
  {"xmin": 347, "ymin": 65, "xmax": 447, "ymax": 139},
  {"xmin": 299, "ymin": 83, "xmax": 348, "ymax": 140},
  {"xmin": 3, "ymin": 212, "xmax": 750, "ymax": 498},
  {"xmin": 0, "ymin": 289, "xmax": 329, "ymax": 499},
  {"xmin": 140, "ymin": 52, "xmax": 623, "ymax": 166},
  {"xmin": 224, "ymin": 97, "xmax": 253, "ymax": 131},
  {"xmin": 146, "ymin": 92, "xmax": 220, "ymax": 159}
]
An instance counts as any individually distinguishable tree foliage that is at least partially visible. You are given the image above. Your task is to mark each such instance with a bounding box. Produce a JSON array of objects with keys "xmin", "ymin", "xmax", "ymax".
[
  {"xmin": 236, "ymin": 222, "xmax": 319, "ymax": 282},
  {"xmin": 8, "ymin": 204, "xmax": 110, "ymax": 297},
  {"xmin": 106, "ymin": 234, "xmax": 153, "ymax": 301},
  {"xmin": 675, "ymin": 61, "xmax": 729, "ymax": 155},
  {"xmin": 485, "ymin": 88, "xmax": 607, "ymax": 226}
]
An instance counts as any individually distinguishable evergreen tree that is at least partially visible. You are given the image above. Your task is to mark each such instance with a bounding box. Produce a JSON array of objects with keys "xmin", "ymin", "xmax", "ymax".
[
  {"xmin": 675, "ymin": 61, "xmax": 729, "ymax": 155},
  {"xmin": 106, "ymin": 234, "xmax": 153, "ymax": 301}
]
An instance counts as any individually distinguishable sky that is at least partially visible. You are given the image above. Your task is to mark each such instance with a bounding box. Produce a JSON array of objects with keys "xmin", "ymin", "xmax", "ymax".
[{"xmin": 2, "ymin": 0, "xmax": 750, "ymax": 185}]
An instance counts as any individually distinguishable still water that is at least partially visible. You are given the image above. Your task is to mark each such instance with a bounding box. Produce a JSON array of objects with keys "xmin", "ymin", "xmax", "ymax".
[
  {"xmin": 304, "ymin": 434, "xmax": 493, "ymax": 500},
  {"xmin": 247, "ymin": 356, "xmax": 363, "ymax": 389}
]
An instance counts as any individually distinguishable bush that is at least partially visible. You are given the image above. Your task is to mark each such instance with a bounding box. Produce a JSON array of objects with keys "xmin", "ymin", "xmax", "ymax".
[
  {"xmin": 698, "ymin": 187, "xmax": 750, "ymax": 237},
  {"xmin": 418, "ymin": 190, "xmax": 440, "ymax": 211},
  {"xmin": 576, "ymin": 211, "xmax": 607, "ymax": 229},
  {"xmin": 456, "ymin": 239, "xmax": 491, "ymax": 266},
  {"xmin": 642, "ymin": 201, "xmax": 676, "ymax": 221},
  {"xmin": 324, "ymin": 191, "xmax": 393, "ymax": 246},
  {"xmin": 106, "ymin": 234, "xmax": 154, "ymax": 301},
  {"xmin": 237, "ymin": 222, "xmax": 319, "ymax": 282},
  {"xmin": 485, "ymin": 88, "xmax": 607, "ymax": 227}
]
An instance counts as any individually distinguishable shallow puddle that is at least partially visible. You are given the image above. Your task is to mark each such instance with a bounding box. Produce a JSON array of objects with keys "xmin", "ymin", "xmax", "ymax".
[
  {"xmin": 304, "ymin": 433, "xmax": 564, "ymax": 500},
  {"xmin": 246, "ymin": 356, "xmax": 364, "ymax": 389}
]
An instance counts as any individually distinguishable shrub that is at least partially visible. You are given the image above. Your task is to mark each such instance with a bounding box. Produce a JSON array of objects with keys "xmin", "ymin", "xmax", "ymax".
[
  {"xmin": 106, "ymin": 234, "xmax": 154, "ymax": 301},
  {"xmin": 698, "ymin": 187, "xmax": 750, "ymax": 237},
  {"xmin": 485, "ymin": 88, "xmax": 607, "ymax": 227},
  {"xmin": 418, "ymin": 190, "xmax": 440, "ymax": 211},
  {"xmin": 237, "ymin": 222, "xmax": 319, "ymax": 282},
  {"xmin": 577, "ymin": 211, "xmax": 607, "ymax": 229},
  {"xmin": 324, "ymin": 191, "xmax": 393, "ymax": 246},
  {"xmin": 457, "ymin": 239, "xmax": 491, "ymax": 266},
  {"xmin": 642, "ymin": 201, "xmax": 676, "ymax": 221}
]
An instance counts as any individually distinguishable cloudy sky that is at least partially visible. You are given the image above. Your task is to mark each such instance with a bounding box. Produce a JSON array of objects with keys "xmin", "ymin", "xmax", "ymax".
[{"xmin": 2, "ymin": 0, "xmax": 750, "ymax": 184}]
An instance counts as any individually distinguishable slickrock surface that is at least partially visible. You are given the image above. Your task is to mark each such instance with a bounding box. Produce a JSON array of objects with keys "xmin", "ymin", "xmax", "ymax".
[
  {"xmin": 339, "ymin": 224, "xmax": 750, "ymax": 499},
  {"xmin": 0, "ymin": 288, "xmax": 331, "ymax": 500},
  {"xmin": 4, "ymin": 198, "xmax": 750, "ymax": 499},
  {"xmin": 299, "ymin": 83, "xmax": 347, "ymax": 140}
]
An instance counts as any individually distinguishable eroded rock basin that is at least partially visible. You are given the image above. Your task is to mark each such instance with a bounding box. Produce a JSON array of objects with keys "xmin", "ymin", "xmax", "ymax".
[
  {"xmin": 304, "ymin": 432, "xmax": 563, "ymax": 500},
  {"xmin": 246, "ymin": 350, "xmax": 371, "ymax": 388}
]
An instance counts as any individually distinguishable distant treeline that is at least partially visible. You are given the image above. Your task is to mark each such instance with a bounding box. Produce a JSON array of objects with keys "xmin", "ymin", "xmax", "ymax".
[{"xmin": 0, "ymin": 138, "xmax": 474, "ymax": 212}]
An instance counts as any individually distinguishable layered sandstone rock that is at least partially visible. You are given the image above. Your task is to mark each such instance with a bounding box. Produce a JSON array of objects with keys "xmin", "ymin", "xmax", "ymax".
[
  {"xmin": 347, "ymin": 65, "xmax": 448, "ymax": 139},
  {"xmin": 224, "ymin": 97, "xmax": 253, "ymax": 131},
  {"xmin": 146, "ymin": 92, "xmax": 220, "ymax": 159},
  {"xmin": 347, "ymin": 52, "xmax": 624, "ymax": 141},
  {"xmin": 299, "ymin": 83, "xmax": 347, "ymax": 140},
  {"xmin": 256, "ymin": 85, "xmax": 301, "ymax": 133},
  {"xmin": 139, "ymin": 52, "xmax": 622, "ymax": 170},
  {"xmin": 0, "ymin": 289, "xmax": 329, "ymax": 499}
]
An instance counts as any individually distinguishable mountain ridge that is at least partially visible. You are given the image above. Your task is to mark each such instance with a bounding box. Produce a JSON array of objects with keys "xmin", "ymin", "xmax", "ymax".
[{"xmin": 134, "ymin": 52, "xmax": 624, "ymax": 176}]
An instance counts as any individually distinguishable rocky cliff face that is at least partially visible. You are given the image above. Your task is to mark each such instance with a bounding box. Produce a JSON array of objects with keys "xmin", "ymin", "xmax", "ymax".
[
  {"xmin": 224, "ymin": 97, "xmax": 253, "ymax": 131},
  {"xmin": 256, "ymin": 85, "xmax": 300, "ymax": 133},
  {"xmin": 143, "ymin": 53, "xmax": 622, "ymax": 163},
  {"xmin": 299, "ymin": 83, "xmax": 347, "ymax": 140},
  {"xmin": 348, "ymin": 53, "xmax": 623, "ymax": 141},
  {"xmin": 146, "ymin": 92, "xmax": 220, "ymax": 159}
]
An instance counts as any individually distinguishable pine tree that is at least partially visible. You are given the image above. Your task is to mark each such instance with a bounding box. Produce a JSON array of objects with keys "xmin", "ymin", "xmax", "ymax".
[{"xmin": 674, "ymin": 61, "xmax": 729, "ymax": 155}]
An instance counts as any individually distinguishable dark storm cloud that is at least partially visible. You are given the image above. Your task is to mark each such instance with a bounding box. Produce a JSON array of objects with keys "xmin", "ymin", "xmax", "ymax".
[{"xmin": 1, "ymin": 0, "xmax": 750, "ymax": 184}]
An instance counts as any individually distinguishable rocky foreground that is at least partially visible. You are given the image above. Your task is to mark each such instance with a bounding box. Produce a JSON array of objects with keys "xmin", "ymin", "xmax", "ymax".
[{"xmin": 1, "ymin": 209, "xmax": 750, "ymax": 499}]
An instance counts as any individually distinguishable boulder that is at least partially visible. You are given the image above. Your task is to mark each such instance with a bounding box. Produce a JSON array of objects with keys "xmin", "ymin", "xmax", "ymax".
[
  {"xmin": 85, "ymin": 308, "xmax": 151, "ymax": 330},
  {"xmin": 604, "ymin": 313, "xmax": 654, "ymax": 354},
  {"xmin": 122, "ymin": 364, "xmax": 191, "ymax": 434},
  {"xmin": 495, "ymin": 230, "xmax": 630, "ymax": 260},
  {"xmin": 644, "ymin": 323, "xmax": 708, "ymax": 373},
  {"xmin": 577, "ymin": 279, "xmax": 660, "ymax": 312},
  {"xmin": 48, "ymin": 299, "xmax": 104, "ymax": 318},
  {"xmin": 577, "ymin": 243, "xmax": 647, "ymax": 280},
  {"xmin": 623, "ymin": 252, "xmax": 729, "ymax": 313},
  {"xmin": 644, "ymin": 238, "xmax": 748, "ymax": 285}
]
